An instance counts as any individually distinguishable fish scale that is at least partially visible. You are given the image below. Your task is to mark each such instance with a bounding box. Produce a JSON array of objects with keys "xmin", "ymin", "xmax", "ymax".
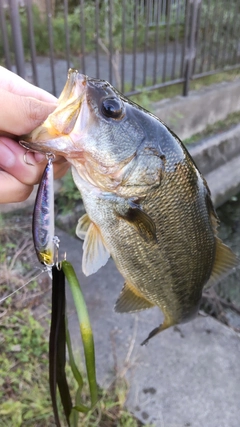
[{"xmin": 21, "ymin": 69, "xmax": 238, "ymax": 344}]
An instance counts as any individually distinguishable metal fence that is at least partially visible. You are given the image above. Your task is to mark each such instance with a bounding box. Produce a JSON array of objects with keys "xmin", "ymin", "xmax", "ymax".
[{"xmin": 0, "ymin": 0, "xmax": 240, "ymax": 97}]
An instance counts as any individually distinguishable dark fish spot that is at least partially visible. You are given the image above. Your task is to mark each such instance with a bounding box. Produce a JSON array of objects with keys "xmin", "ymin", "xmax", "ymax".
[
  {"xmin": 205, "ymin": 329, "xmax": 212, "ymax": 334},
  {"xmin": 141, "ymin": 411, "xmax": 149, "ymax": 420},
  {"xmin": 143, "ymin": 387, "xmax": 156, "ymax": 395},
  {"xmin": 185, "ymin": 423, "xmax": 191, "ymax": 426}
]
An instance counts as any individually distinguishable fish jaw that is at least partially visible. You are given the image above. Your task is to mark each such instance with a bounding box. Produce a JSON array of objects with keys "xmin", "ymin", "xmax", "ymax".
[
  {"xmin": 20, "ymin": 69, "xmax": 150, "ymax": 194},
  {"xmin": 20, "ymin": 69, "xmax": 88, "ymax": 157}
]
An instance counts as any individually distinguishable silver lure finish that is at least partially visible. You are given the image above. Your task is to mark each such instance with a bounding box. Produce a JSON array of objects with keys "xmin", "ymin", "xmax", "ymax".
[{"xmin": 32, "ymin": 157, "xmax": 55, "ymax": 266}]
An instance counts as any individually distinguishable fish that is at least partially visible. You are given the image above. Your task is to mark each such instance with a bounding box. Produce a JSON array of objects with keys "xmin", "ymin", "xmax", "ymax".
[{"xmin": 20, "ymin": 69, "xmax": 238, "ymax": 344}]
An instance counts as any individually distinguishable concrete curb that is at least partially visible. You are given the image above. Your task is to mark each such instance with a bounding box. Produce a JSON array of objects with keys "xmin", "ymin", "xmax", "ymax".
[
  {"xmin": 188, "ymin": 124, "xmax": 240, "ymax": 207},
  {"xmin": 153, "ymin": 78, "xmax": 240, "ymax": 140}
]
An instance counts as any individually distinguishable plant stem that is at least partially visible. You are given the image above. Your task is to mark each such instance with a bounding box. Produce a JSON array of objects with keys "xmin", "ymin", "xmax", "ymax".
[{"xmin": 62, "ymin": 260, "xmax": 98, "ymax": 407}]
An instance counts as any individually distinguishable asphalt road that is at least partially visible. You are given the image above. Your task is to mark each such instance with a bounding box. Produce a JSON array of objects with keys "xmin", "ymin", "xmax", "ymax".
[{"xmin": 23, "ymin": 44, "xmax": 183, "ymax": 96}]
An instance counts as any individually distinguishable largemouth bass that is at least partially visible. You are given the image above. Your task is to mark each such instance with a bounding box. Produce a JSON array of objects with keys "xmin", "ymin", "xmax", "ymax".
[{"xmin": 21, "ymin": 69, "xmax": 238, "ymax": 344}]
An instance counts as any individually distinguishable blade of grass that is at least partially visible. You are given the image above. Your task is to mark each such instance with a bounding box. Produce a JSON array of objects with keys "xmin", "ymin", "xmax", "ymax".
[
  {"xmin": 62, "ymin": 260, "xmax": 98, "ymax": 408},
  {"xmin": 65, "ymin": 317, "xmax": 84, "ymax": 391},
  {"xmin": 65, "ymin": 317, "xmax": 89, "ymax": 425}
]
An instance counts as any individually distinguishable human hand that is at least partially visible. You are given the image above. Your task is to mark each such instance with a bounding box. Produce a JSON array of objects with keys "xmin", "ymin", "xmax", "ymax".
[{"xmin": 0, "ymin": 66, "xmax": 69, "ymax": 203}]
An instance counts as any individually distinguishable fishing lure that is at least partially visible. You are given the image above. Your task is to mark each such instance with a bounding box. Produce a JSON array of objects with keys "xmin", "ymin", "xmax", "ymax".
[{"xmin": 32, "ymin": 154, "xmax": 59, "ymax": 271}]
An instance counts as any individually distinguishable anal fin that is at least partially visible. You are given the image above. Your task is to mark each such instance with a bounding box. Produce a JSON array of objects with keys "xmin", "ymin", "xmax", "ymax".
[
  {"xmin": 205, "ymin": 237, "xmax": 239, "ymax": 289},
  {"xmin": 114, "ymin": 282, "xmax": 154, "ymax": 313}
]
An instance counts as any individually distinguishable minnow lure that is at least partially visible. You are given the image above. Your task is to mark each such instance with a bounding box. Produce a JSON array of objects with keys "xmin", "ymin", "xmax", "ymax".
[{"xmin": 32, "ymin": 154, "xmax": 57, "ymax": 269}]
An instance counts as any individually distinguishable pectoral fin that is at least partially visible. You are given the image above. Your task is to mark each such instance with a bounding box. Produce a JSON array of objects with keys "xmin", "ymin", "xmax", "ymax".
[
  {"xmin": 117, "ymin": 201, "xmax": 156, "ymax": 243},
  {"xmin": 82, "ymin": 222, "xmax": 110, "ymax": 276},
  {"xmin": 114, "ymin": 282, "xmax": 155, "ymax": 313},
  {"xmin": 205, "ymin": 237, "xmax": 239, "ymax": 289},
  {"xmin": 76, "ymin": 213, "xmax": 91, "ymax": 240}
]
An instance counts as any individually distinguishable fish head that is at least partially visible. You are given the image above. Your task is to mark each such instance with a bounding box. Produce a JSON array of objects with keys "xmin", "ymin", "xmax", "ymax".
[{"xmin": 21, "ymin": 69, "xmax": 165, "ymax": 193}]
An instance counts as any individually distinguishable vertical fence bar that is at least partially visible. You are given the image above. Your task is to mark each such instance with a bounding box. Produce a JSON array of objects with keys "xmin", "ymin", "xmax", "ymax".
[
  {"xmin": 199, "ymin": 0, "xmax": 210, "ymax": 74},
  {"xmin": 25, "ymin": 0, "xmax": 38, "ymax": 86},
  {"xmin": 46, "ymin": 0, "xmax": 56, "ymax": 95},
  {"xmin": 220, "ymin": 0, "xmax": 231, "ymax": 67},
  {"xmin": 205, "ymin": 0, "xmax": 215, "ymax": 71},
  {"xmin": 80, "ymin": 0, "xmax": 85, "ymax": 74},
  {"xmin": 192, "ymin": 0, "xmax": 201, "ymax": 74},
  {"xmin": 121, "ymin": 0, "xmax": 126, "ymax": 92},
  {"xmin": 183, "ymin": 0, "xmax": 200, "ymax": 96},
  {"xmin": 143, "ymin": 0, "xmax": 150, "ymax": 86},
  {"xmin": 95, "ymin": 0, "xmax": 100, "ymax": 78},
  {"xmin": 64, "ymin": 0, "xmax": 70, "ymax": 70},
  {"xmin": 230, "ymin": 0, "xmax": 240, "ymax": 65},
  {"xmin": 8, "ymin": 0, "xmax": 25, "ymax": 78},
  {"xmin": 162, "ymin": 0, "xmax": 171, "ymax": 82},
  {"xmin": 214, "ymin": 0, "xmax": 227, "ymax": 70},
  {"xmin": 181, "ymin": 0, "xmax": 190, "ymax": 77},
  {"xmin": 171, "ymin": 0, "xmax": 181, "ymax": 79},
  {"xmin": 153, "ymin": 0, "xmax": 161, "ymax": 85},
  {"xmin": 0, "ymin": 0, "xmax": 12, "ymax": 70},
  {"xmin": 108, "ymin": 0, "xmax": 113, "ymax": 83},
  {"xmin": 132, "ymin": 0, "xmax": 138, "ymax": 91},
  {"xmin": 221, "ymin": 0, "xmax": 235, "ymax": 68}
]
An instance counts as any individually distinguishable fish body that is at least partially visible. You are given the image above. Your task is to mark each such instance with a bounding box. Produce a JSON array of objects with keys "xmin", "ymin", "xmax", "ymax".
[{"xmin": 21, "ymin": 70, "xmax": 238, "ymax": 343}]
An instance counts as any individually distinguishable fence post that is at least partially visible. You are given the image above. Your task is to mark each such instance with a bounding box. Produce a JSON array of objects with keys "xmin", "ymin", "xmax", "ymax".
[
  {"xmin": 0, "ymin": 0, "xmax": 12, "ymax": 70},
  {"xmin": 183, "ymin": 0, "xmax": 201, "ymax": 96},
  {"xmin": 8, "ymin": 0, "xmax": 26, "ymax": 78}
]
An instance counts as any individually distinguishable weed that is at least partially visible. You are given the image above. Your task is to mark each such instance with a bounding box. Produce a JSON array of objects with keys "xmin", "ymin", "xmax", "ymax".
[
  {"xmin": 0, "ymin": 212, "xmax": 147, "ymax": 426},
  {"xmin": 56, "ymin": 170, "xmax": 82, "ymax": 215}
]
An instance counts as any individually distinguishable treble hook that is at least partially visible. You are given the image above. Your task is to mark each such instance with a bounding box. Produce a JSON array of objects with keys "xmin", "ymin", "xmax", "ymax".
[{"xmin": 23, "ymin": 149, "xmax": 35, "ymax": 166}]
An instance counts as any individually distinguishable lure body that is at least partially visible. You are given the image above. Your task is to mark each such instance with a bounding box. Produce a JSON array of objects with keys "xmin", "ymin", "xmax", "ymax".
[{"xmin": 33, "ymin": 158, "xmax": 55, "ymax": 266}]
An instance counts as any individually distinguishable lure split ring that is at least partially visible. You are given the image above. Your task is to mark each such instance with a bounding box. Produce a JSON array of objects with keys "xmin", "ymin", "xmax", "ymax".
[{"xmin": 23, "ymin": 150, "xmax": 56, "ymax": 166}]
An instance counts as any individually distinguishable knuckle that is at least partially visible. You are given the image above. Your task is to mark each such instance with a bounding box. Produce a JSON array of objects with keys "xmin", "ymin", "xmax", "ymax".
[{"xmin": 23, "ymin": 97, "xmax": 46, "ymax": 126}]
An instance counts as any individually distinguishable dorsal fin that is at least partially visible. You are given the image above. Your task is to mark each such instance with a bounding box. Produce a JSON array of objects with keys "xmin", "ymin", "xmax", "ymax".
[
  {"xmin": 204, "ymin": 237, "xmax": 239, "ymax": 289},
  {"xmin": 76, "ymin": 213, "xmax": 91, "ymax": 240},
  {"xmin": 114, "ymin": 282, "xmax": 154, "ymax": 313},
  {"xmin": 82, "ymin": 222, "xmax": 110, "ymax": 276}
]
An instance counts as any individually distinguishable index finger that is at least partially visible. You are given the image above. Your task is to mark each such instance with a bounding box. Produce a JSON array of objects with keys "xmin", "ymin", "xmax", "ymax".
[{"xmin": 0, "ymin": 66, "xmax": 57, "ymax": 103}]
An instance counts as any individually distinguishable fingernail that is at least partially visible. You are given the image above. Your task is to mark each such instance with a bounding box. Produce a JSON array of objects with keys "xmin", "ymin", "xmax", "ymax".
[{"xmin": 0, "ymin": 140, "xmax": 16, "ymax": 168}]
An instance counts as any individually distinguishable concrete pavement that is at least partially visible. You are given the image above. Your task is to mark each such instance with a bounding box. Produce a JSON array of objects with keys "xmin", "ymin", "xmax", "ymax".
[{"xmin": 55, "ymin": 228, "xmax": 240, "ymax": 427}]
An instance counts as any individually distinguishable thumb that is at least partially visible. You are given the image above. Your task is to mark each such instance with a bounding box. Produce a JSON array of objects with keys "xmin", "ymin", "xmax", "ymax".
[{"xmin": 0, "ymin": 88, "xmax": 57, "ymax": 136}]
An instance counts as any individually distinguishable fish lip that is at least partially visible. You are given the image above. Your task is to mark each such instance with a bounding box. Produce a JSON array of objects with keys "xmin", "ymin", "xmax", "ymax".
[
  {"xmin": 19, "ymin": 139, "xmax": 45, "ymax": 154},
  {"xmin": 19, "ymin": 139, "xmax": 56, "ymax": 155},
  {"xmin": 19, "ymin": 69, "xmax": 88, "ymax": 156}
]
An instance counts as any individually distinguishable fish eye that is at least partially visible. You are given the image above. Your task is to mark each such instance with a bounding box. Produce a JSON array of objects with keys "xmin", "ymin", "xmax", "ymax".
[{"xmin": 101, "ymin": 97, "xmax": 123, "ymax": 119}]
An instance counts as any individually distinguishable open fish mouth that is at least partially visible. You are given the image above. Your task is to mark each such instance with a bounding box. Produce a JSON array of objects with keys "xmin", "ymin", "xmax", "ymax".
[{"xmin": 20, "ymin": 69, "xmax": 88, "ymax": 156}]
